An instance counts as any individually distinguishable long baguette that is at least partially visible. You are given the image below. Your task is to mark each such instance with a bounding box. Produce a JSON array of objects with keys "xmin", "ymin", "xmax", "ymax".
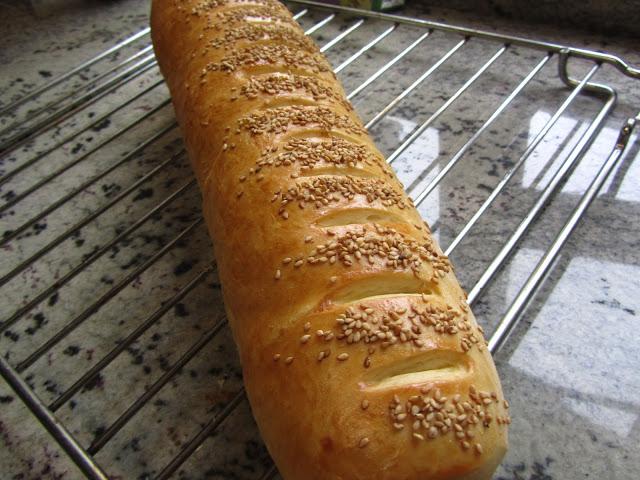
[{"xmin": 150, "ymin": 1, "xmax": 509, "ymax": 478}]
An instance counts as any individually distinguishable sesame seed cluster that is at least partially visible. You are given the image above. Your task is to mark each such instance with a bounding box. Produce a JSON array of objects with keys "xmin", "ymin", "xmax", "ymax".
[
  {"xmin": 272, "ymin": 176, "xmax": 409, "ymax": 219},
  {"xmin": 191, "ymin": 7, "xmax": 292, "ymax": 31},
  {"xmin": 237, "ymin": 73, "xmax": 351, "ymax": 110},
  {"xmin": 387, "ymin": 385, "xmax": 511, "ymax": 453},
  {"xmin": 258, "ymin": 138, "xmax": 381, "ymax": 171},
  {"xmin": 237, "ymin": 106, "xmax": 366, "ymax": 136},
  {"xmin": 273, "ymin": 295, "xmax": 482, "ymax": 372},
  {"xmin": 331, "ymin": 297, "xmax": 485, "ymax": 354},
  {"xmin": 205, "ymin": 44, "xmax": 331, "ymax": 74},
  {"xmin": 208, "ymin": 24, "xmax": 315, "ymax": 50},
  {"xmin": 275, "ymin": 225, "xmax": 451, "ymax": 278},
  {"xmin": 272, "ymin": 311, "xmax": 508, "ymax": 453},
  {"xmin": 189, "ymin": 0, "xmax": 282, "ymax": 17}
]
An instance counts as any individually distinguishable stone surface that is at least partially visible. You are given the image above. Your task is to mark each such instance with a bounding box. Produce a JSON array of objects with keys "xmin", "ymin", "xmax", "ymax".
[{"xmin": 0, "ymin": 1, "xmax": 639, "ymax": 479}]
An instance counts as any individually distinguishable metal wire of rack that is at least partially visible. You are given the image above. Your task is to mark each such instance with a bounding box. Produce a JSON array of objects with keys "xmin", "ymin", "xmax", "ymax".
[{"xmin": 0, "ymin": 0, "xmax": 638, "ymax": 479}]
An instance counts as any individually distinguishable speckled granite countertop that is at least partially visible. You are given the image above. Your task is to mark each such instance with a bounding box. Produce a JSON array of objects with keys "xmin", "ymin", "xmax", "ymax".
[{"xmin": 0, "ymin": 1, "xmax": 639, "ymax": 479}]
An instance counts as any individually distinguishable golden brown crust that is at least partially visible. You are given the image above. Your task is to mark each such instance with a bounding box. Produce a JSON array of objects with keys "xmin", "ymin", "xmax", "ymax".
[{"xmin": 151, "ymin": 1, "xmax": 509, "ymax": 478}]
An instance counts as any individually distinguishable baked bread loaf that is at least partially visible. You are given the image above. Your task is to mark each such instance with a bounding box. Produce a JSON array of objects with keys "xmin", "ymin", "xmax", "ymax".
[{"xmin": 150, "ymin": 1, "xmax": 509, "ymax": 478}]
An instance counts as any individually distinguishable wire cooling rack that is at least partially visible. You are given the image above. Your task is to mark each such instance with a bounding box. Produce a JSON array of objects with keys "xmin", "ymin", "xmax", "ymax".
[{"xmin": 1, "ymin": 1, "xmax": 639, "ymax": 478}]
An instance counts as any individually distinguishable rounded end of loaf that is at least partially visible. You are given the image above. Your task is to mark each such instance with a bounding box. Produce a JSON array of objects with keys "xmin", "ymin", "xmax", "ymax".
[{"xmin": 241, "ymin": 283, "xmax": 509, "ymax": 480}]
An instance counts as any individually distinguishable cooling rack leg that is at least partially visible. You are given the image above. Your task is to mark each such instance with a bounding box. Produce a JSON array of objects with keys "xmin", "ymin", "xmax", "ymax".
[{"xmin": 0, "ymin": 357, "xmax": 109, "ymax": 480}]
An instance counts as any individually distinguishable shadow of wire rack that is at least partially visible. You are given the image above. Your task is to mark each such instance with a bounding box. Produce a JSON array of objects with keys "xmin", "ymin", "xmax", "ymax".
[{"xmin": 0, "ymin": 0, "xmax": 638, "ymax": 478}]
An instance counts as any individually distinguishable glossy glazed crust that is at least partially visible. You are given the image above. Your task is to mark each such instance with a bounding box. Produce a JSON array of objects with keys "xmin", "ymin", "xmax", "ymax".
[{"xmin": 150, "ymin": 1, "xmax": 509, "ymax": 478}]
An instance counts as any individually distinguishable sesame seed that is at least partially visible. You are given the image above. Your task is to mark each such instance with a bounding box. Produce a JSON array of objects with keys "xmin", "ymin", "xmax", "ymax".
[
  {"xmin": 283, "ymin": 257, "xmax": 292, "ymax": 264},
  {"xmin": 330, "ymin": 276, "xmax": 337, "ymax": 283},
  {"xmin": 412, "ymin": 433, "xmax": 425, "ymax": 441},
  {"xmin": 421, "ymin": 384, "xmax": 434, "ymax": 394},
  {"xmin": 300, "ymin": 334, "xmax": 311, "ymax": 344},
  {"xmin": 274, "ymin": 269, "xmax": 281, "ymax": 280},
  {"xmin": 363, "ymin": 356, "xmax": 371, "ymax": 368},
  {"xmin": 337, "ymin": 353, "xmax": 349, "ymax": 361},
  {"xmin": 358, "ymin": 437, "xmax": 370, "ymax": 448},
  {"xmin": 361, "ymin": 399, "xmax": 369, "ymax": 410},
  {"xmin": 285, "ymin": 356, "xmax": 294, "ymax": 365},
  {"xmin": 462, "ymin": 441, "xmax": 470, "ymax": 450},
  {"xmin": 273, "ymin": 354, "xmax": 281, "ymax": 362},
  {"xmin": 304, "ymin": 322, "xmax": 311, "ymax": 332},
  {"xmin": 305, "ymin": 236, "xmax": 313, "ymax": 243},
  {"xmin": 475, "ymin": 443, "xmax": 483, "ymax": 455}
]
